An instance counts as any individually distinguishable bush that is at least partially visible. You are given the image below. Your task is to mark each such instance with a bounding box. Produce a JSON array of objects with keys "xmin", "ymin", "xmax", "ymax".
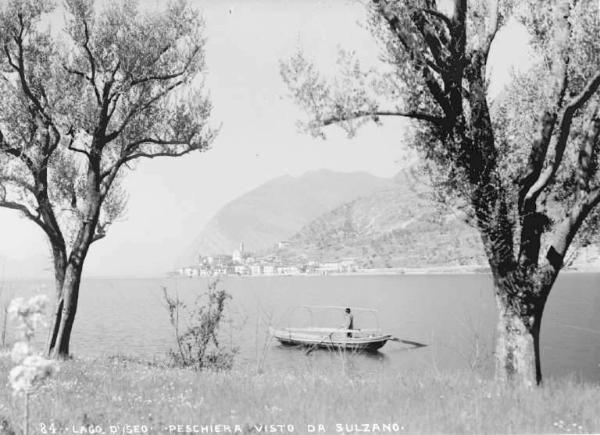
[{"xmin": 162, "ymin": 280, "xmax": 237, "ymax": 370}]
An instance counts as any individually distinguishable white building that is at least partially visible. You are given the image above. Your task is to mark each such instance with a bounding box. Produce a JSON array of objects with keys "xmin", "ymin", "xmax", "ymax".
[
  {"xmin": 234, "ymin": 265, "xmax": 250, "ymax": 275},
  {"xmin": 317, "ymin": 262, "xmax": 342, "ymax": 274},
  {"xmin": 232, "ymin": 241, "xmax": 245, "ymax": 264}
]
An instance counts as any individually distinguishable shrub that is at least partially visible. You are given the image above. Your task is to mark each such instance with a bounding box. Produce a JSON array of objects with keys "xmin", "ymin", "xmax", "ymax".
[{"xmin": 163, "ymin": 280, "xmax": 237, "ymax": 370}]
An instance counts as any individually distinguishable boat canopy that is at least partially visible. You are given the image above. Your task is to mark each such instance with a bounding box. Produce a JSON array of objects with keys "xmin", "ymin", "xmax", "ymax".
[{"xmin": 280, "ymin": 305, "xmax": 381, "ymax": 330}]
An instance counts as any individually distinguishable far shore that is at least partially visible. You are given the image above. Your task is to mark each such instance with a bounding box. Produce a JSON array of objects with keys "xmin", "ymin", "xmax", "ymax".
[
  {"xmin": 3, "ymin": 265, "xmax": 600, "ymax": 282},
  {"xmin": 188, "ymin": 264, "xmax": 600, "ymax": 278}
]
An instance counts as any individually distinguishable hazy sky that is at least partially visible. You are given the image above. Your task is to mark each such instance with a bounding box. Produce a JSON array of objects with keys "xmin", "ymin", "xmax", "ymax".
[{"xmin": 0, "ymin": 0, "xmax": 530, "ymax": 278}]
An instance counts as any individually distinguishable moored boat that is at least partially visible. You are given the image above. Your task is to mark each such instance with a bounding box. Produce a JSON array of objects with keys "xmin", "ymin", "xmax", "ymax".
[
  {"xmin": 270, "ymin": 306, "xmax": 393, "ymax": 352},
  {"xmin": 270, "ymin": 326, "xmax": 392, "ymax": 352}
]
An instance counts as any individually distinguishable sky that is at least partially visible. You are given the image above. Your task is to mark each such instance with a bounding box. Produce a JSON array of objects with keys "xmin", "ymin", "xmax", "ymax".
[{"xmin": 0, "ymin": 0, "xmax": 531, "ymax": 279}]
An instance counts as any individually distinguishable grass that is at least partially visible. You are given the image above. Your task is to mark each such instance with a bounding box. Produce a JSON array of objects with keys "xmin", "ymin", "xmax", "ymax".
[{"xmin": 0, "ymin": 355, "xmax": 599, "ymax": 434}]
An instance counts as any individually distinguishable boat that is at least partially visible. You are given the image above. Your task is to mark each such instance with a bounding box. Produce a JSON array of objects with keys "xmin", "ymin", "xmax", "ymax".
[
  {"xmin": 271, "ymin": 327, "xmax": 393, "ymax": 352},
  {"xmin": 270, "ymin": 305, "xmax": 393, "ymax": 352}
]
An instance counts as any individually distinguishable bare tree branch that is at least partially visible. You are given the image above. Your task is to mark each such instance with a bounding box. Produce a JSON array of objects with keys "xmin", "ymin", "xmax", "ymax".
[
  {"xmin": 567, "ymin": 72, "xmax": 600, "ymax": 112},
  {"xmin": 377, "ymin": 6, "xmax": 454, "ymax": 118},
  {"xmin": 546, "ymin": 186, "xmax": 600, "ymax": 271},
  {"xmin": 518, "ymin": 111, "xmax": 556, "ymax": 208},
  {"xmin": 411, "ymin": 9, "xmax": 450, "ymax": 69},
  {"xmin": 130, "ymin": 45, "xmax": 201, "ymax": 86},
  {"xmin": 576, "ymin": 106, "xmax": 600, "ymax": 193},
  {"xmin": 524, "ymin": 72, "xmax": 600, "ymax": 204},
  {"xmin": 63, "ymin": 65, "xmax": 94, "ymax": 84},
  {"xmin": 100, "ymin": 134, "xmax": 209, "ymax": 183},
  {"xmin": 105, "ymin": 80, "xmax": 185, "ymax": 143},
  {"xmin": 81, "ymin": 19, "xmax": 101, "ymax": 105},
  {"xmin": 421, "ymin": 8, "xmax": 453, "ymax": 29},
  {"xmin": 11, "ymin": 15, "xmax": 51, "ymax": 122},
  {"xmin": 0, "ymin": 199, "xmax": 45, "ymax": 228},
  {"xmin": 0, "ymin": 175, "xmax": 36, "ymax": 195},
  {"xmin": 321, "ymin": 109, "xmax": 445, "ymax": 126},
  {"xmin": 1, "ymin": 145, "xmax": 36, "ymax": 172},
  {"xmin": 122, "ymin": 147, "xmax": 199, "ymax": 163},
  {"xmin": 66, "ymin": 127, "xmax": 91, "ymax": 159},
  {"xmin": 482, "ymin": 0, "xmax": 499, "ymax": 58}
]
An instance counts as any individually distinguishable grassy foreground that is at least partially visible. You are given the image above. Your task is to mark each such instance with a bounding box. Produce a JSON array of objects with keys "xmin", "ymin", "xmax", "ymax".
[{"xmin": 0, "ymin": 355, "xmax": 599, "ymax": 434}]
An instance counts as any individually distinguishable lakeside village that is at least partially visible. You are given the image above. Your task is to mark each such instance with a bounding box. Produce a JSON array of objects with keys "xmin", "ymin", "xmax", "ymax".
[{"xmin": 174, "ymin": 242, "xmax": 358, "ymax": 277}]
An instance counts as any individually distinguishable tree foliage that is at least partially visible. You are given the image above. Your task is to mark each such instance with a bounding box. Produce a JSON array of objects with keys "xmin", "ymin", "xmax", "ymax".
[
  {"xmin": 0, "ymin": 0, "xmax": 214, "ymax": 254},
  {"xmin": 282, "ymin": 0, "xmax": 600, "ymax": 384},
  {"xmin": 0, "ymin": 0, "xmax": 215, "ymax": 357},
  {"xmin": 282, "ymin": 0, "xmax": 600, "ymax": 273}
]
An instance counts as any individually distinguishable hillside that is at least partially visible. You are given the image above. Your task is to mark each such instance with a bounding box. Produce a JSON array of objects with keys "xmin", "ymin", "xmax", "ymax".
[
  {"xmin": 272, "ymin": 171, "xmax": 487, "ymax": 268},
  {"xmin": 182, "ymin": 167, "xmax": 600, "ymax": 271},
  {"xmin": 183, "ymin": 170, "xmax": 395, "ymax": 259}
]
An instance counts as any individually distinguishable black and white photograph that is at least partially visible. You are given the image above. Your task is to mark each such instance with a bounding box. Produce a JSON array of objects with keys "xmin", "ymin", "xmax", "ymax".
[{"xmin": 0, "ymin": 0, "xmax": 599, "ymax": 433}]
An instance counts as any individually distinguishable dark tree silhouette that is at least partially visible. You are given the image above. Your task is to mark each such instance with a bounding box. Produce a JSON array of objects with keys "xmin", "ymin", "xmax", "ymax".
[
  {"xmin": 0, "ymin": 0, "xmax": 215, "ymax": 358},
  {"xmin": 281, "ymin": 0, "xmax": 600, "ymax": 385}
]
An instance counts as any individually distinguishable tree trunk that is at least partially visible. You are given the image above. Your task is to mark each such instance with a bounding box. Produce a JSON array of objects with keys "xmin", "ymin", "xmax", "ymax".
[
  {"xmin": 48, "ymin": 261, "xmax": 84, "ymax": 359},
  {"xmin": 46, "ymin": 297, "xmax": 64, "ymax": 356},
  {"xmin": 46, "ymin": 206, "xmax": 98, "ymax": 358},
  {"xmin": 47, "ymin": 155, "xmax": 102, "ymax": 359},
  {"xmin": 494, "ymin": 288, "xmax": 546, "ymax": 386},
  {"xmin": 46, "ymin": 247, "xmax": 67, "ymax": 355}
]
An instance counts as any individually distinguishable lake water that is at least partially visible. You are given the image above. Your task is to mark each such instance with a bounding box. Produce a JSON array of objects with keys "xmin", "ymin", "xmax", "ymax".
[{"xmin": 4, "ymin": 273, "xmax": 600, "ymax": 381}]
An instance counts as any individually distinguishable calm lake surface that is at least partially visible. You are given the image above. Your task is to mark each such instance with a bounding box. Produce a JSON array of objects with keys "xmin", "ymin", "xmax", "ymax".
[{"xmin": 5, "ymin": 273, "xmax": 600, "ymax": 381}]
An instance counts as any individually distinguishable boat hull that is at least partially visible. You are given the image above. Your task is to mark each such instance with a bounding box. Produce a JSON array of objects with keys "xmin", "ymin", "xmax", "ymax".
[{"xmin": 271, "ymin": 328, "xmax": 391, "ymax": 352}]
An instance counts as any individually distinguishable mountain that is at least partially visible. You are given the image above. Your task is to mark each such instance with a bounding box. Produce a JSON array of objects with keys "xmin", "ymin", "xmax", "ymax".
[
  {"xmin": 184, "ymin": 167, "xmax": 600, "ymax": 271},
  {"xmin": 183, "ymin": 170, "xmax": 395, "ymax": 259},
  {"xmin": 271, "ymin": 170, "xmax": 487, "ymax": 268}
]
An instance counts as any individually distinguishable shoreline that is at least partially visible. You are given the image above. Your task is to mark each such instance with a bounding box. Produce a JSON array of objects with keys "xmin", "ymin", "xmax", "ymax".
[
  {"xmin": 5, "ymin": 266, "xmax": 600, "ymax": 282},
  {"xmin": 180, "ymin": 264, "xmax": 600, "ymax": 278}
]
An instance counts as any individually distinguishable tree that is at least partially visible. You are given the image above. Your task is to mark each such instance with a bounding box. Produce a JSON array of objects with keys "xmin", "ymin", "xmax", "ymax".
[
  {"xmin": 0, "ymin": 0, "xmax": 215, "ymax": 358},
  {"xmin": 281, "ymin": 0, "xmax": 600, "ymax": 385}
]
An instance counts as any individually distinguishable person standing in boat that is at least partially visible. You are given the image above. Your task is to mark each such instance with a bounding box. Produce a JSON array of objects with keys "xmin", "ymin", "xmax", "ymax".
[{"xmin": 344, "ymin": 307, "xmax": 354, "ymax": 337}]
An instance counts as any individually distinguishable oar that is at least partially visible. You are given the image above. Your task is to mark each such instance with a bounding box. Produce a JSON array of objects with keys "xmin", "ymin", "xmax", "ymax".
[{"xmin": 389, "ymin": 337, "xmax": 427, "ymax": 348}]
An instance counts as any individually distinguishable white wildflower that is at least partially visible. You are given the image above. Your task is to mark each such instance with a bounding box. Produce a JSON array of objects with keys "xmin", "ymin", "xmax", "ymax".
[
  {"xmin": 27, "ymin": 311, "xmax": 47, "ymax": 331},
  {"xmin": 8, "ymin": 365, "xmax": 31, "ymax": 394},
  {"xmin": 7, "ymin": 297, "xmax": 25, "ymax": 318},
  {"xmin": 27, "ymin": 295, "xmax": 49, "ymax": 313},
  {"xmin": 8, "ymin": 295, "xmax": 50, "ymax": 340},
  {"xmin": 9, "ymin": 355, "xmax": 58, "ymax": 396},
  {"xmin": 10, "ymin": 342, "xmax": 31, "ymax": 364}
]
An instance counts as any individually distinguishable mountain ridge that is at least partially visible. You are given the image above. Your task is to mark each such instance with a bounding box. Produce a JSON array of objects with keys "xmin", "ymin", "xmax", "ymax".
[
  {"xmin": 181, "ymin": 168, "xmax": 600, "ymax": 271},
  {"xmin": 182, "ymin": 170, "xmax": 396, "ymax": 260},
  {"xmin": 269, "ymin": 177, "xmax": 487, "ymax": 268}
]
